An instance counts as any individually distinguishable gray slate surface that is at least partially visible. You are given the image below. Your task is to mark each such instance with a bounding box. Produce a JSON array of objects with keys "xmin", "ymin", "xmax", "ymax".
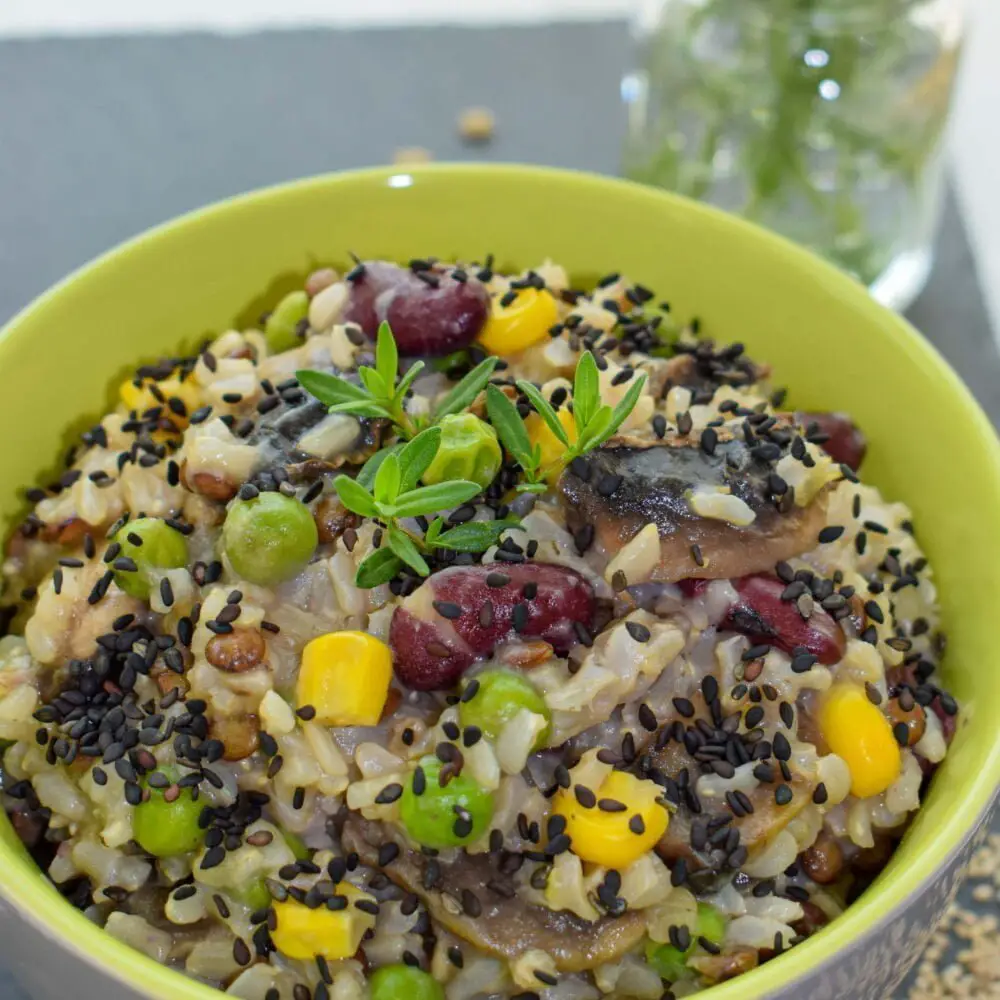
[{"xmin": 0, "ymin": 22, "xmax": 995, "ymax": 1000}]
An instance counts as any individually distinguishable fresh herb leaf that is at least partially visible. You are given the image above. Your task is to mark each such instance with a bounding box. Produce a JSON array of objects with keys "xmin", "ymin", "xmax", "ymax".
[
  {"xmin": 295, "ymin": 370, "xmax": 370, "ymax": 407},
  {"xmin": 326, "ymin": 399, "xmax": 393, "ymax": 420},
  {"xmin": 394, "ymin": 360, "xmax": 427, "ymax": 404},
  {"xmin": 375, "ymin": 321, "xmax": 399, "ymax": 388},
  {"xmin": 433, "ymin": 356, "xmax": 500, "ymax": 420},
  {"xmin": 516, "ymin": 380, "xmax": 569, "ymax": 447},
  {"xmin": 298, "ymin": 324, "xmax": 417, "ymax": 438},
  {"xmin": 356, "ymin": 444, "xmax": 403, "ymax": 491},
  {"xmin": 486, "ymin": 385, "xmax": 537, "ymax": 474},
  {"xmin": 574, "ymin": 404, "xmax": 614, "ymax": 455},
  {"xmin": 598, "ymin": 371, "xmax": 648, "ymax": 447},
  {"xmin": 333, "ymin": 475, "xmax": 380, "ymax": 518},
  {"xmin": 387, "ymin": 526, "xmax": 430, "ymax": 575},
  {"xmin": 391, "ymin": 481, "xmax": 482, "ymax": 518},
  {"xmin": 397, "ymin": 426, "xmax": 442, "ymax": 493},
  {"xmin": 572, "ymin": 350, "xmax": 600, "ymax": 435},
  {"xmin": 355, "ymin": 548, "xmax": 403, "ymax": 588},
  {"xmin": 433, "ymin": 520, "xmax": 522, "ymax": 552},
  {"xmin": 424, "ymin": 516, "xmax": 445, "ymax": 548},
  {"xmin": 373, "ymin": 452, "xmax": 402, "ymax": 505},
  {"xmin": 359, "ymin": 366, "xmax": 389, "ymax": 399}
]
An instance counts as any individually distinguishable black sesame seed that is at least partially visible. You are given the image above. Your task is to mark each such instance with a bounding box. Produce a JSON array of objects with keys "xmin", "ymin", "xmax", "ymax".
[
  {"xmin": 673, "ymin": 697, "xmax": 695, "ymax": 718},
  {"xmin": 412, "ymin": 766, "xmax": 427, "ymax": 796},
  {"xmin": 818, "ymin": 526, "xmax": 844, "ymax": 543},
  {"xmin": 512, "ymin": 603, "xmax": 529, "ymax": 633},
  {"xmin": 201, "ymin": 846, "xmax": 226, "ymax": 870},
  {"xmin": 626, "ymin": 621, "xmax": 651, "ymax": 644},
  {"xmin": 598, "ymin": 798, "xmax": 627, "ymax": 813},
  {"xmin": 375, "ymin": 783, "xmax": 403, "ymax": 805},
  {"xmin": 774, "ymin": 784, "xmax": 793, "ymax": 806}
]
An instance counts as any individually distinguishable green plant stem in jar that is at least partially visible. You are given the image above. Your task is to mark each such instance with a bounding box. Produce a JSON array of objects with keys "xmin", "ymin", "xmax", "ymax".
[{"xmin": 623, "ymin": 0, "xmax": 962, "ymax": 298}]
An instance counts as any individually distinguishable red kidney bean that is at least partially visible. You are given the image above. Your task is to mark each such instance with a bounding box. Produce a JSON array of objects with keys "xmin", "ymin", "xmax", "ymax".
[
  {"xmin": 797, "ymin": 411, "xmax": 867, "ymax": 471},
  {"xmin": 343, "ymin": 261, "xmax": 489, "ymax": 357},
  {"xmin": 677, "ymin": 578, "xmax": 709, "ymax": 598},
  {"xmin": 727, "ymin": 575, "xmax": 845, "ymax": 665},
  {"xmin": 677, "ymin": 574, "xmax": 845, "ymax": 664},
  {"xmin": 389, "ymin": 563, "xmax": 595, "ymax": 690}
]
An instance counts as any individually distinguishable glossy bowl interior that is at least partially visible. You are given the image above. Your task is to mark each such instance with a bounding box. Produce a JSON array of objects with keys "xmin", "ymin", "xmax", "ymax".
[{"xmin": 0, "ymin": 164, "xmax": 998, "ymax": 1000}]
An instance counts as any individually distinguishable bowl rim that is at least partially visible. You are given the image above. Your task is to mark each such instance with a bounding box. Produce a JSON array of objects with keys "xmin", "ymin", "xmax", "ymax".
[{"xmin": 2, "ymin": 161, "xmax": 999, "ymax": 1000}]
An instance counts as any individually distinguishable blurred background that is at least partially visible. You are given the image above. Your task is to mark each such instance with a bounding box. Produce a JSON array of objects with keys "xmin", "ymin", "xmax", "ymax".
[{"xmin": 1, "ymin": 1, "xmax": 998, "ymax": 996}]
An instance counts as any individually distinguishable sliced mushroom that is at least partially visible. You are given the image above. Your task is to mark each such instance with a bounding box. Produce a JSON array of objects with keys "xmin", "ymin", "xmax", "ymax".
[
  {"xmin": 648, "ymin": 736, "xmax": 818, "ymax": 871},
  {"xmin": 558, "ymin": 436, "xmax": 831, "ymax": 584},
  {"xmin": 249, "ymin": 389, "xmax": 384, "ymax": 477},
  {"xmin": 688, "ymin": 947, "xmax": 759, "ymax": 983},
  {"xmin": 342, "ymin": 818, "xmax": 645, "ymax": 972}
]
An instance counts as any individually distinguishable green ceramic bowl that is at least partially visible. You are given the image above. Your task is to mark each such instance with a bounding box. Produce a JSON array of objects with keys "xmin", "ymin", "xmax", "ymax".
[{"xmin": 0, "ymin": 165, "xmax": 997, "ymax": 1000}]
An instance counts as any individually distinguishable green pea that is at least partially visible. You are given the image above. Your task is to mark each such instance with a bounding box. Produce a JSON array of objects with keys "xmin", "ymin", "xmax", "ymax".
[
  {"xmin": 237, "ymin": 877, "xmax": 274, "ymax": 913},
  {"xmin": 430, "ymin": 350, "xmax": 471, "ymax": 375},
  {"xmin": 265, "ymin": 290, "xmax": 309, "ymax": 354},
  {"xmin": 399, "ymin": 757, "xmax": 493, "ymax": 850},
  {"xmin": 133, "ymin": 769, "xmax": 204, "ymax": 857},
  {"xmin": 645, "ymin": 940, "xmax": 688, "ymax": 983},
  {"xmin": 282, "ymin": 829, "xmax": 310, "ymax": 861},
  {"xmin": 112, "ymin": 517, "xmax": 188, "ymax": 600},
  {"xmin": 369, "ymin": 965, "xmax": 444, "ymax": 1000},
  {"xmin": 645, "ymin": 904, "xmax": 727, "ymax": 982},
  {"xmin": 459, "ymin": 670, "xmax": 551, "ymax": 747},
  {"xmin": 422, "ymin": 414, "xmax": 502, "ymax": 490},
  {"xmin": 222, "ymin": 492, "xmax": 318, "ymax": 585},
  {"xmin": 695, "ymin": 901, "xmax": 727, "ymax": 946}
]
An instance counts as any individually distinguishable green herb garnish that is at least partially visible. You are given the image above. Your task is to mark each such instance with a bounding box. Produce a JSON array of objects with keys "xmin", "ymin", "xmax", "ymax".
[
  {"xmin": 487, "ymin": 350, "xmax": 647, "ymax": 490},
  {"xmin": 297, "ymin": 322, "xmax": 498, "ymax": 441},
  {"xmin": 333, "ymin": 427, "xmax": 518, "ymax": 587}
]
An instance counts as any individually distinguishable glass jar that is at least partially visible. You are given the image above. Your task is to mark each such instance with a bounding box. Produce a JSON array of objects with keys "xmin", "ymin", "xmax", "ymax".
[{"xmin": 622, "ymin": 0, "xmax": 964, "ymax": 310}]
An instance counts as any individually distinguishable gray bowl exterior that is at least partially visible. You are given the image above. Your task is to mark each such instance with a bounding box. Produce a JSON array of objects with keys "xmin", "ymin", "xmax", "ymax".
[{"xmin": 0, "ymin": 792, "xmax": 994, "ymax": 1000}]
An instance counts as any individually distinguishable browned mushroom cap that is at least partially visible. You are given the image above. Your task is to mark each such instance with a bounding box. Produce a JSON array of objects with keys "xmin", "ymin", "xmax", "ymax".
[
  {"xmin": 646, "ymin": 347, "xmax": 768, "ymax": 401},
  {"xmin": 647, "ymin": 735, "xmax": 817, "ymax": 871},
  {"xmin": 250, "ymin": 383, "xmax": 385, "ymax": 479},
  {"xmin": 342, "ymin": 818, "xmax": 646, "ymax": 972},
  {"xmin": 557, "ymin": 435, "xmax": 831, "ymax": 584}
]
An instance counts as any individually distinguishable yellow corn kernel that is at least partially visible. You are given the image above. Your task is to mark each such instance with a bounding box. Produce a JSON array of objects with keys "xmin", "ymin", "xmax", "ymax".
[
  {"xmin": 296, "ymin": 631, "xmax": 393, "ymax": 726},
  {"xmin": 526, "ymin": 408, "xmax": 577, "ymax": 482},
  {"xmin": 553, "ymin": 769, "xmax": 668, "ymax": 869},
  {"xmin": 819, "ymin": 684, "xmax": 901, "ymax": 799},
  {"xmin": 120, "ymin": 371, "xmax": 201, "ymax": 430},
  {"xmin": 271, "ymin": 883, "xmax": 376, "ymax": 960},
  {"xmin": 479, "ymin": 288, "xmax": 559, "ymax": 355}
]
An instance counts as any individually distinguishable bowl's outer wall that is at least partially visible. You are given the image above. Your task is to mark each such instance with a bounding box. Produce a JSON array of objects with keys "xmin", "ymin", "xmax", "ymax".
[{"xmin": 0, "ymin": 165, "xmax": 998, "ymax": 1000}]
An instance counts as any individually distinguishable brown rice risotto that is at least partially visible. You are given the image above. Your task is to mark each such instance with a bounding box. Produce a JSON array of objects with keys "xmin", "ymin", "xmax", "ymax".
[{"xmin": 0, "ymin": 256, "xmax": 957, "ymax": 1000}]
